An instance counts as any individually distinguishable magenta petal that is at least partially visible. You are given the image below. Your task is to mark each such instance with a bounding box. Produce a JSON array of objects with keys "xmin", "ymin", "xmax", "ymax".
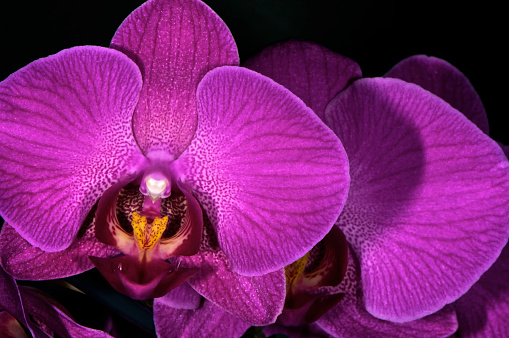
[
  {"xmin": 385, "ymin": 55, "xmax": 489, "ymax": 134},
  {"xmin": 20, "ymin": 287, "xmax": 113, "ymax": 337},
  {"xmin": 0, "ymin": 46, "xmax": 144, "ymax": 251},
  {"xmin": 316, "ymin": 248, "xmax": 458, "ymax": 337},
  {"xmin": 453, "ymin": 244, "xmax": 509, "ymax": 337},
  {"xmin": 0, "ymin": 264, "xmax": 23, "ymax": 317},
  {"xmin": 111, "ymin": 0, "xmax": 239, "ymax": 157},
  {"xmin": 155, "ymin": 282, "xmax": 202, "ymax": 310},
  {"xmin": 325, "ymin": 78, "xmax": 509, "ymax": 322},
  {"xmin": 0, "ymin": 265, "xmax": 45, "ymax": 337},
  {"xmin": 318, "ymin": 296, "xmax": 459, "ymax": 337},
  {"xmin": 0, "ymin": 223, "xmax": 119, "ymax": 280},
  {"xmin": 176, "ymin": 250, "xmax": 286, "ymax": 325},
  {"xmin": 498, "ymin": 142, "xmax": 509, "ymax": 159},
  {"xmin": 177, "ymin": 66, "xmax": 349, "ymax": 275},
  {"xmin": 154, "ymin": 299, "xmax": 251, "ymax": 338},
  {"xmin": 243, "ymin": 40, "xmax": 361, "ymax": 120}
]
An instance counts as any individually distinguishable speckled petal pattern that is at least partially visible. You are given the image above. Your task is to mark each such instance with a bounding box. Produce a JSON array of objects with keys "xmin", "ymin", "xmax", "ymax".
[
  {"xmin": 385, "ymin": 55, "xmax": 489, "ymax": 134},
  {"xmin": 111, "ymin": 0, "xmax": 239, "ymax": 157},
  {"xmin": 177, "ymin": 66, "xmax": 349, "ymax": 276},
  {"xmin": 156, "ymin": 282, "xmax": 202, "ymax": 310},
  {"xmin": 454, "ymin": 244, "xmax": 509, "ymax": 337},
  {"xmin": 325, "ymin": 77, "xmax": 509, "ymax": 322},
  {"xmin": 154, "ymin": 299, "xmax": 251, "ymax": 338},
  {"xmin": 0, "ymin": 223, "xmax": 119, "ymax": 280},
  {"xmin": 0, "ymin": 46, "xmax": 144, "ymax": 252},
  {"xmin": 316, "ymin": 247, "xmax": 458, "ymax": 337},
  {"xmin": 174, "ymin": 250, "xmax": 285, "ymax": 326},
  {"xmin": 243, "ymin": 40, "xmax": 361, "ymax": 120}
]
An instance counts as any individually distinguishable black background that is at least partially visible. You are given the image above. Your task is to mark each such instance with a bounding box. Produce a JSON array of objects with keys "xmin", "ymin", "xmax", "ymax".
[{"xmin": 0, "ymin": 1, "xmax": 506, "ymax": 142}]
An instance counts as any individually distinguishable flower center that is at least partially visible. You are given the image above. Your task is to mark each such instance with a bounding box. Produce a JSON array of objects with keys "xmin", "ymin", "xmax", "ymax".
[
  {"xmin": 278, "ymin": 226, "xmax": 348, "ymax": 326},
  {"xmin": 91, "ymin": 172, "xmax": 203, "ymax": 300}
]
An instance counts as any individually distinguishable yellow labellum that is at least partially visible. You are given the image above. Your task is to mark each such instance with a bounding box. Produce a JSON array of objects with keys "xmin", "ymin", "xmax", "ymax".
[{"xmin": 132, "ymin": 212, "xmax": 168, "ymax": 250}]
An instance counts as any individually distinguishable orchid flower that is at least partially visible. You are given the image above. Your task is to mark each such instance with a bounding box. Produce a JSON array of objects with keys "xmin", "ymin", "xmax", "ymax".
[
  {"xmin": 156, "ymin": 41, "xmax": 509, "ymax": 337},
  {"xmin": 0, "ymin": 0, "xmax": 349, "ymax": 328},
  {"xmin": 0, "ymin": 264, "xmax": 113, "ymax": 337}
]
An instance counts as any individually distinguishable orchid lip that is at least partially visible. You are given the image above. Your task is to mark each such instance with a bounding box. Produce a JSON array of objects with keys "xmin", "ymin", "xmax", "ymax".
[
  {"xmin": 89, "ymin": 255, "xmax": 199, "ymax": 300},
  {"xmin": 92, "ymin": 162, "xmax": 204, "ymax": 299}
]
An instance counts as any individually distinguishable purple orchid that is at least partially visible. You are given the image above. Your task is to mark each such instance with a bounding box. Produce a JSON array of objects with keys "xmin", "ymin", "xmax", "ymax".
[
  {"xmin": 154, "ymin": 41, "xmax": 509, "ymax": 337},
  {"xmin": 0, "ymin": 264, "xmax": 112, "ymax": 337},
  {"xmin": 0, "ymin": 0, "xmax": 349, "ymax": 328}
]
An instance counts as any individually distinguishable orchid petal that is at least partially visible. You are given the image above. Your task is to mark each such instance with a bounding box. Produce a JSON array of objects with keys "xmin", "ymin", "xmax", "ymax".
[
  {"xmin": 498, "ymin": 142, "xmax": 509, "ymax": 159},
  {"xmin": 243, "ymin": 40, "xmax": 361, "ymax": 120},
  {"xmin": 385, "ymin": 55, "xmax": 489, "ymax": 134},
  {"xmin": 111, "ymin": 0, "xmax": 239, "ymax": 157},
  {"xmin": 177, "ymin": 66, "xmax": 349, "ymax": 276},
  {"xmin": 154, "ymin": 299, "xmax": 250, "ymax": 338},
  {"xmin": 155, "ymin": 282, "xmax": 201, "ymax": 310},
  {"xmin": 453, "ymin": 244, "xmax": 509, "ymax": 337},
  {"xmin": 175, "ymin": 250, "xmax": 285, "ymax": 326},
  {"xmin": 317, "ymin": 247, "xmax": 458, "ymax": 337},
  {"xmin": 20, "ymin": 287, "xmax": 113, "ymax": 337},
  {"xmin": 324, "ymin": 77, "xmax": 509, "ymax": 322},
  {"xmin": 0, "ymin": 46, "xmax": 144, "ymax": 251},
  {"xmin": 0, "ymin": 265, "xmax": 45, "ymax": 337},
  {"xmin": 0, "ymin": 222, "xmax": 119, "ymax": 280}
]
